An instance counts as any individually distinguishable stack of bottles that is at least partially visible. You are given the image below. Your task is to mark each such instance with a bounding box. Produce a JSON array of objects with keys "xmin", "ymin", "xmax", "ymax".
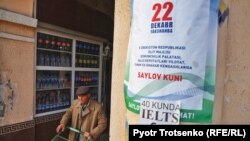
[
  {"xmin": 37, "ymin": 32, "xmax": 72, "ymax": 52},
  {"xmin": 76, "ymin": 41, "xmax": 100, "ymax": 55},
  {"xmin": 36, "ymin": 71, "xmax": 71, "ymax": 90},
  {"xmin": 75, "ymin": 55, "xmax": 99, "ymax": 68},
  {"xmin": 75, "ymin": 72, "xmax": 99, "ymax": 87},
  {"xmin": 36, "ymin": 90, "xmax": 71, "ymax": 114},
  {"xmin": 37, "ymin": 52, "xmax": 71, "ymax": 67},
  {"xmin": 36, "ymin": 32, "xmax": 102, "ymax": 115}
]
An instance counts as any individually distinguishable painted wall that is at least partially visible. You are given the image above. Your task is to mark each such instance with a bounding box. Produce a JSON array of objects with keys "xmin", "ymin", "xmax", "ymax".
[
  {"xmin": 0, "ymin": 39, "xmax": 34, "ymax": 125},
  {"xmin": 0, "ymin": 0, "xmax": 34, "ymax": 16},
  {"xmin": 220, "ymin": 0, "xmax": 250, "ymax": 124},
  {"xmin": 109, "ymin": 0, "xmax": 130, "ymax": 140},
  {"xmin": 110, "ymin": 0, "xmax": 250, "ymax": 140},
  {"xmin": 0, "ymin": 0, "xmax": 36, "ymax": 126}
]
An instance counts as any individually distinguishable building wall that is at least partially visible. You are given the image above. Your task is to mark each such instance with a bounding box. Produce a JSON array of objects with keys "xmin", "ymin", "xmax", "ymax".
[
  {"xmin": 0, "ymin": 0, "xmax": 34, "ymax": 16},
  {"xmin": 0, "ymin": 36, "xmax": 35, "ymax": 125},
  {"xmin": 0, "ymin": 12, "xmax": 36, "ymax": 127},
  {"xmin": 0, "ymin": 0, "xmax": 37, "ymax": 140},
  {"xmin": 109, "ymin": 0, "xmax": 130, "ymax": 140},
  {"xmin": 220, "ymin": 0, "xmax": 250, "ymax": 123},
  {"xmin": 110, "ymin": 0, "xmax": 250, "ymax": 140}
]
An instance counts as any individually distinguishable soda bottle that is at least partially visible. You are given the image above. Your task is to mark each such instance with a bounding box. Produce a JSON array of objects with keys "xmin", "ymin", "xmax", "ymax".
[
  {"xmin": 60, "ymin": 77, "xmax": 65, "ymax": 88},
  {"xmin": 83, "ymin": 56, "xmax": 87, "ymax": 68},
  {"xmin": 82, "ymin": 42, "xmax": 86, "ymax": 53},
  {"xmin": 91, "ymin": 56, "xmax": 95, "ymax": 68},
  {"xmin": 56, "ymin": 54, "xmax": 60, "ymax": 66},
  {"xmin": 57, "ymin": 90, "xmax": 63, "ymax": 109},
  {"xmin": 94, "ymin": 56, "xmax": 99, "ymax": 68},
  {"xmin": 66, "ymin": 93, "xmax": 70, "ymax": 107},
  {"xmin": 94, "ymin": 73, "xmax": 98, "ymax": 85},
  {"xmin": 45, "ymin": 35, "xmax": 50, "ymax": 49},
  {"xmin": 41, "ymin": 93, "xmax": 46, "ymax": 112},
  {"xmin": 56, "ymin": 37, "xmax": 61, "ymax": 50},
  {"xmin": 79, "ymin": 55, "xmax": 83, "ymax": 67},
  {"xmin": 44, "ymin": 53, "xmax": 50, "ymax": 66},
  {"xmin": 96, "ymin": 45, "xmax": 100, "ymax": 55},
  {"xmin": 36, "ymin": 73, "xmax": 41, "ymax": 89},
  {"xmin": 86, "ymin": 56, "xmax": 90, "ymax": 68},
  {"xmin": 38, "ymin": 53, "xmax": 44, "ymax": 66},
  {"xmin": 66, "ymin": 39, "xmax": 72, "ymax": 52},
  {"xmin": 80, "ymin": 73, "xmax": 85, "ymax": 86},
  {"xmin": 36, "ymin": 92, "xmax": 41, "ymax": 113},
  {"xmin": 37, "ymin": 33, "xmax": 44, "ymax": 48},
  {"xmin": 61, "ymin": 38, "xmax": 66, "ymax": 51},
  {"xmin": 75, "ymin": 55, "xmax": 79, "ymax": 67},
  {"xmin": 61, "ymin": 55, "xmax": 66, "ymax": 67},
  {"xmin": 76, "ymin": 42, "xmax": 79, "ymax": 52},
  {"xmin": 65, "ymin": 55, "xmax": 71, "ymax": 67},
  {"xmin": 50, "ymin": 54, "xmax": 56, "ymax": 66},
  {"xmin": 51, "ymin": 36, "xmax": 56, "ymax": 50},
  {"xmin": 45, "ymin": 93, "xmax": 50, "ymax": 112},
  {"xmin": 79, "ymin": 43, "xmax": 83, "ymax": 53},
  {"xmin": 77, "ymin": 73, "xmax": 80, "ymax": 86},
  {"xmin": 90, "ymin": 44, "xmax": 94, "ymax": 54},
  {"xmin": 85, "ymin": 43, "xmax": 89, "ymax": 54}
]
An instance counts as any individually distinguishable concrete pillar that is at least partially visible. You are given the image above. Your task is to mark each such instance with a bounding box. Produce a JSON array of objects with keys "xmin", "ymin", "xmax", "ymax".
[{"xmin": 109, "ymin": 0, "xmax": 130, "ymax": 140}]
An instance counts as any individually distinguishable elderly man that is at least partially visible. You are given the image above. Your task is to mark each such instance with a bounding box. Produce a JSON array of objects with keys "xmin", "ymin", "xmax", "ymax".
[{"xmin": 56, "ymin": 86, "xmax": 107, "ymax": 141}]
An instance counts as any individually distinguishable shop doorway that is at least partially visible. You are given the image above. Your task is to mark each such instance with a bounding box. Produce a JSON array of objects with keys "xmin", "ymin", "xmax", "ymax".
[{"xmin": 35, "ymin": 0, "xmax": 114, "ymax": 140}]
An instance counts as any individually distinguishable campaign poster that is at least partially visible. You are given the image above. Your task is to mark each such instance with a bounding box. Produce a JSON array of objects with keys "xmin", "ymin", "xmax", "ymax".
[{"xmin": 124, "ymin": 0, "xmax": 220, "ymax": 123}]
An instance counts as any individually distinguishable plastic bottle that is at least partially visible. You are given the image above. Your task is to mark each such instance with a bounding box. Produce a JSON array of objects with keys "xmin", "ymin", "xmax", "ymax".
[
  {"xmin": 56, "ymin": 54, "xmax": 61, "ymax": 66},
  {"xmin": 51, "ymin": 36, "xmax": 56, "ymax": 50},
  {"xmin": 50, "ymin": 54, "xmax": 56, "ymax": 66},
  {"xmin": 61, "ymin": 55, "xmax": 66, "ymax": 67},
  {"xmin": 45, "ymin": 35, "xmax": 50, "ymax": 49},
  {"xmin": 65, "ymin": 55, "xmax": 71, "ymax": 67},
  {"xmin": 36, "ymin": 74, "xmax": 41, "ymax": 89},
  {"xmin": 38, "ymin": 53, "xmax": 45, "ymax": 66},
  {"xmin": 45, "ymin": 53, "xmax": 50, "ymax": 66},
  {"xmin": 37, "ymin": 33, "xmax": 44, "ymax": 48}
]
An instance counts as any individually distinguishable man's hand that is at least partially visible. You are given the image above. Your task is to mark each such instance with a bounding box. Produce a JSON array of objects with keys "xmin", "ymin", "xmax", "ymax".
[
  {"xmin": 56, "ymin": 123, "xmax": 65, "ymax": 133},
  {"xmin": 84, "ymin": 131, "xmax": 92, "ymax": 140}
]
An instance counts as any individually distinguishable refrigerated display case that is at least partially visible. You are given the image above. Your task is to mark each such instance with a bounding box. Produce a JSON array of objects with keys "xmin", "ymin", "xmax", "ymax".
[{"xmin": 35, "ymin": 30, "xmax": 102, "ymax": 117}]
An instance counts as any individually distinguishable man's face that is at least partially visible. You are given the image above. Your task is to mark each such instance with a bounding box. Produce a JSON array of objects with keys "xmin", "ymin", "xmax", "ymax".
[{"xmin": 77, "ymin": 93, "xmax": 91, "ymax": 105}]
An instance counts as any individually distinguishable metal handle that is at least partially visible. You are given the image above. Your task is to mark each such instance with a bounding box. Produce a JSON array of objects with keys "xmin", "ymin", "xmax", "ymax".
[{"xmin": 66, "ymin": 126, "xmax": 92, "ymax": 141}]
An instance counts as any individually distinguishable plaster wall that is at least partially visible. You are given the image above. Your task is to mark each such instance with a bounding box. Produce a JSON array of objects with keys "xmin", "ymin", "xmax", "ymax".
[
  {"xmin": 221, "ymin": 0, "xmax": 250, "ymax": 124},
  {"xmin": 0, "ymin": 1, "xmax": 36, "ymax": 126},
  {"xmin": 0, "ymin": 20, "xmax": 35, "ymax": 126},
  {"xmin": 109, "ymin": 0, "xmax": 130, "ymax": 140},
  {"xmin": 0, "ymin": 0, "xmax": 34, "ymax": 17}
]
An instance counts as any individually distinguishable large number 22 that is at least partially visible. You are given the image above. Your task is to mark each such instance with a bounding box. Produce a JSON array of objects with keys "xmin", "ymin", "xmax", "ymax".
[{"xmin": 152, "ymin": 2, "xmax": 173, "ymax": 22}]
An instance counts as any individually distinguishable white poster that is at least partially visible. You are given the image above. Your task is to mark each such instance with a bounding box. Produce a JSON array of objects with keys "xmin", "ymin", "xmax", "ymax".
[{"xmin": 124, "ymin": 0, "xmax": 220, "ymax": 123}]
